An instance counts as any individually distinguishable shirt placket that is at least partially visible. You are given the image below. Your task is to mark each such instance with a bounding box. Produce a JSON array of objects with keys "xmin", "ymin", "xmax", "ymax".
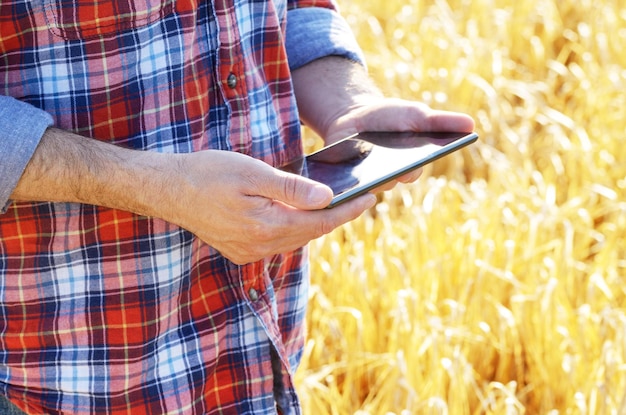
[
  {"xmin": 214, "ymin": 0, "xmax": 252, "ymax": 155},
  {"xmin": 237, "ymin": 260, "xmax": 299, "ymax": 413},
  {"xmin": 213, "ymin": 2, "xmax": 298, "ymax": 411}
]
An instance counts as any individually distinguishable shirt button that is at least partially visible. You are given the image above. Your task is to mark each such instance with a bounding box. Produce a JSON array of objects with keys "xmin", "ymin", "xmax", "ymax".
[
  {"xmin": 248, "ymin": 288, "xmax": 259, "ymax": 301},
  {"xmin": 226, "ymin": 73, "xmax": 237, "ymax": 89}
]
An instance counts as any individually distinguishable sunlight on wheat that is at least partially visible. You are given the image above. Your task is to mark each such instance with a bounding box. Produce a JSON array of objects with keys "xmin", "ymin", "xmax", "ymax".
[{"xmin": 295, "ymin": 0, "xmax": 626, "ymax": 413}]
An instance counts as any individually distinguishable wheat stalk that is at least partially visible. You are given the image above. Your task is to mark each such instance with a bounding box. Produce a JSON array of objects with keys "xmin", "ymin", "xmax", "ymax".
[{"xmin": 296, "ymin": 0, "xmax": 626, "ymax": 413}]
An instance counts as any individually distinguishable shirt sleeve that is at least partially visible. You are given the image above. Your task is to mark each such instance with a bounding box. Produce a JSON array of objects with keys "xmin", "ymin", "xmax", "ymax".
[
  {"xmin": 285, "ymin": 0, "xmax": 366, "ymax": 70},
  {"xmin": 0, "ymin": 95, "xmax": 54, "ymax": 213}
]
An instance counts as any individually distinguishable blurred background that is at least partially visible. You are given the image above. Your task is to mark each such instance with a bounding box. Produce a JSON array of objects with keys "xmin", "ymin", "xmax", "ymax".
[{"xmin": 295, "ymin": 0, "xmax": 626, "ymax": 413}]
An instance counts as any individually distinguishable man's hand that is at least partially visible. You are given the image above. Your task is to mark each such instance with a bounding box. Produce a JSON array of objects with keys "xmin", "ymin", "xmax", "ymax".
[
  {"xmin": 12, "ymin": 56, "xmax": 475, "ymax": 265},
  {"xmin": 292, "ymin": 57, "xmax": 475, "ymax": 194},
  {"xmin": 324, "ymin": 97, "xmax": 476, "ymax": 190},
  {"xmin": 163, "ymin": 150, "xmax": 376, "ymax": 264},
  {"xmin": 11, "ymin": 128, "xmax": 376, "ymax": 264}
]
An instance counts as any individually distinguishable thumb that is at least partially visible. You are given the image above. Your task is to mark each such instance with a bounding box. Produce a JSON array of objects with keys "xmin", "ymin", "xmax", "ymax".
[{"xmin": 256, "ymin": 168, "xmax": 334, "ymax": 210}]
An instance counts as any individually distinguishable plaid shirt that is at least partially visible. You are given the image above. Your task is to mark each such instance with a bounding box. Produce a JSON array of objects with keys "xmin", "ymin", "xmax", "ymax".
[{"xmin": 0, "ymin": 0, "xmax": 363, "ymax": 413}]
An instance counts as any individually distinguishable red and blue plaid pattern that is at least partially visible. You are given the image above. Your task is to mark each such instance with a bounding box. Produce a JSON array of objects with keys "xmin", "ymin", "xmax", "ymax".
[{"xmin": 0, "ymin": 0, "xmax": 343, "ymax": 412}]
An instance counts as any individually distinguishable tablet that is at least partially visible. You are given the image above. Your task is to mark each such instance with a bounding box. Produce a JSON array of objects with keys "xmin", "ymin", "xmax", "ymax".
[{"xmin": 281, "ymin": 131, "xmax": 478, "ymax": 208}]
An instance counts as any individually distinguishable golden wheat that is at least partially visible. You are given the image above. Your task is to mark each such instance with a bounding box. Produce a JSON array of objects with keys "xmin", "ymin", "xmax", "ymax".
[{"xmin": 295, "ymin": 0, "xmax": 626, "ymax": 413}]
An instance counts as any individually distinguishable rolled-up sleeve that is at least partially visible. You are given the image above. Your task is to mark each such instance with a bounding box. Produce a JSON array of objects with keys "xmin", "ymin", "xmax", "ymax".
[
  {"xmin": 285, "ymin": 1, "xmax": 366, "ymax": 70},
  {"xmin": 0, "ymin": 96, "xmax": 53, "ymax": 213}
]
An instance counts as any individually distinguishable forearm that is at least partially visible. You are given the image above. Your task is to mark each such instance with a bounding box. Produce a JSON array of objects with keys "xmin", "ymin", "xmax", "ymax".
[
  {"xmin": 11, "ymin": 127, "xmax": 174, "ymax": 219},
  {"xmin": 10, "ymin": 127, "xmax": 375, "ymax": 265},
  {"xmin": 291, "ymin": 56, "xmax": 382, "ymax": 141}
]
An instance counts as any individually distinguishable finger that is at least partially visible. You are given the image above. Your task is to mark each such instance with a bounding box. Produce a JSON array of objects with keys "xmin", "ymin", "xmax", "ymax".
[
  {"xmin": 396, "ymin": 167, "xmax": 423, "ymax": 183},
  {"xmin": 423, "ymin": 109, "xmax": 475, "ymax": 132},
  {"xmin": 368, "ymin": 167, "xmax": 423, "ymax": 194},
  {"xmin": 375, "ymin": 102, "xmax": 475, "ymax": 133},
  {"xmin": 270, "ymin": 193, "xmax": 377, "ymax": 249},
  {"xmin": 348, "ymin": 99, "xmax": 475, "ymax": 134},
  {"xmin": 277, "ymin": 172, "xmax": 334, "ymax": 210},
  {"xmin": 291, "ymin": 193, "xmax": 377, "ymax": 243},
  {"xmin": 247, "ymin": 161, "xmax": 334, "ymax": 210},
  {"xmin": 226, "ymin": 192, "xmax": 377, "ymax": 264}
]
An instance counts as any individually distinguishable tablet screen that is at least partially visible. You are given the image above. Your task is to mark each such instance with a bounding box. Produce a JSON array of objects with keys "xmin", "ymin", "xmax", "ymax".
[{"xmin": 281, "ymin": 131, "xmax": 478, "ymax": 208}]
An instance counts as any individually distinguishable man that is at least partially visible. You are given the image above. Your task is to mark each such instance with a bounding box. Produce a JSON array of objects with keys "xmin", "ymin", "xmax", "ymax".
[{"xmin": 0, "ymin": 0, "xmax": 474, "ymax": 413}]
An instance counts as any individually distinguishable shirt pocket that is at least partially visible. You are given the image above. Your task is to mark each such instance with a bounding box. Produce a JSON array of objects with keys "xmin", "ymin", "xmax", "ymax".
[{"xmin": 42, "ymin": 0, "xmax": 177, "ymax": 40}]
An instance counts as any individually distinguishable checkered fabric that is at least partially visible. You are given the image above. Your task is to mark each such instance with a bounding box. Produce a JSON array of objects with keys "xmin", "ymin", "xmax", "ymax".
[{"xmin": 0, "ymin": 0, "xmax": 359, "ymax": 413}]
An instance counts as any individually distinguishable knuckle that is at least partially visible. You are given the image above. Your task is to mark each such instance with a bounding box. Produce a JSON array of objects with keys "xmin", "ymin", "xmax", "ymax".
[
  {"xmin": 225, "ymin": 245, "xmax": 265, "ymax": 265},
  {"xmin": 315, "ymin": 218, "xmax": 336, "ymax": 238},
  {"xmin": 232, "ymin": 255, "xmax": 255, "ymax": 266},
  {"xmin": 247, "ymin": 224, "xmax": 274, "ymax": 247},
  {"xmin": 281, "ymin": 174, "xmax": 301, "ymax": 201},
  {"xmin": 247, "ymin": 222, "xmax": 265, "ymax": 240}
]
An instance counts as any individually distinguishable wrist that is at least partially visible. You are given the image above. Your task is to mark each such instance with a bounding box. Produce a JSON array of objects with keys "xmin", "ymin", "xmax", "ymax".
[{"xmin": 292, "ymin": 56, "xmax": 382, "ymax": 138}]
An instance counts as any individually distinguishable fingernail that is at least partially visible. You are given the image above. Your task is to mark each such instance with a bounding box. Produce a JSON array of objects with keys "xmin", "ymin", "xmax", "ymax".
[
  {"xmin": 309, "ymin": 184, "xmax": 332, "ymax": 206},
  {"xmin": 363, "ymin": 194, "xmax": 377, "ymax": 209}
]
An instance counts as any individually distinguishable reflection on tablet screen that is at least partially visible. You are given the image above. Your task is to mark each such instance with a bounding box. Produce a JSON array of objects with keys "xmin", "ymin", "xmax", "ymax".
[{"xmin": 280, "ymin": 131, "xmax": 478, "ymax": 206}]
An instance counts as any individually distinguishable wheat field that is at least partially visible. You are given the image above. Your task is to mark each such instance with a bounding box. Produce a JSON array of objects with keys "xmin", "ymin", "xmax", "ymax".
[{"xmin": 294, "ymin": 0, "xmax": 626, "ymax": 413}]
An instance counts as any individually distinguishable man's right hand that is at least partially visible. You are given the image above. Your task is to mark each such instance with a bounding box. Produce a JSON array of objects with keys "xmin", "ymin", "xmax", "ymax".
[
  {"xmin": 161, "ymin": 150, "xmax": 376, "ymax": 264},
  {"xmin": 11, "ymin": 128, "xmax": 376, "ymax": 264}
]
